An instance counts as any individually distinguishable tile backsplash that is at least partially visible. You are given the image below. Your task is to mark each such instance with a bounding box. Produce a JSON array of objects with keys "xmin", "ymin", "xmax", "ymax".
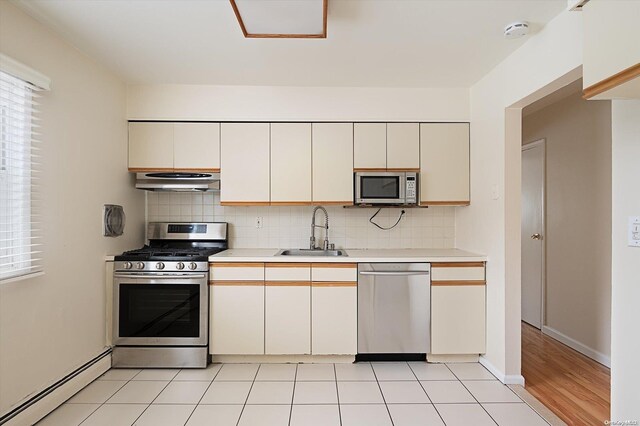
[{"xmin": 146, "ymin": 192, "xmax": 455, "ymax": 249}]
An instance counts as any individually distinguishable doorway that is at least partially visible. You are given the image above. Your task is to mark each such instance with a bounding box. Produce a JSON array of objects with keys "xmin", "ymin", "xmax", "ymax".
[{"xmin": 521, "ymin": 140, "xmax": 545, "ymax": 329}]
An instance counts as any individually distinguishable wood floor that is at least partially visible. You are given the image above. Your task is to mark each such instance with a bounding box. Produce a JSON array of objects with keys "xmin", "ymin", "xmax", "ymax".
[{"xmin": 521, "ymin": 321, "xmax": 610, "ymax": 425}]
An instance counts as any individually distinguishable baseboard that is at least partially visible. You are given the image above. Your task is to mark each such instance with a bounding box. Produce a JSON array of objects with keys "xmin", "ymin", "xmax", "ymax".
[
  {"xmin": 426, "ymin": 354, "xmax": 479, "ymax": 363},
  {"xmin": 1, "ymin": 350, "xmax": 111, "ymax": 426},
  {"xmin": 542, "ymin": 325, "xmax": 611, "ymax": 368},
  {"xmin": 479, "ymin": 356, "xmax": 525, "ymax": 385}
]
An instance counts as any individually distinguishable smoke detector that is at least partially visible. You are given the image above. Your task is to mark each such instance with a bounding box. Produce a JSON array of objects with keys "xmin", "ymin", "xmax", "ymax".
[{"xmin": 504, "ymin": 22, "xmax": 529, "ymax": 39}]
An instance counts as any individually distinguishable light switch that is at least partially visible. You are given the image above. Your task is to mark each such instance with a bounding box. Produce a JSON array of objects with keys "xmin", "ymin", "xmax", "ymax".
[
  {"xmin": 491, "ymin": 184, "xmax": 500, "ymax": 200},
  {"xmin": 629, "ymin": 216, "xmax": 640, "ymax": 247}
]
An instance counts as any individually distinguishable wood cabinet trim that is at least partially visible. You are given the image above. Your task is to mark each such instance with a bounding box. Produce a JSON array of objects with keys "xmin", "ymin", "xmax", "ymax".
[
  {"xmin": 431, "ymin": 262, "xmax": 485, "ymax": 268},
  {"xmin": 210, "ymin": 280, "xmax": 264, "ymax": 286},
  {"xmin": 354, "ymin": 168, "xmax": 387, "ymax": 172},
  {"xmin": 583, "ymin": 62, "xmax": 640, "ymax": 99},
  {"xmin": 210, "ymin": 262, "xmax": 265, "ymax": 268},
  {"xmin": 128, "ymin": 168, "xmax": 220, "ymax": 173},
  {"xmin": 266, "ymin": 263, "xmax": 312, "ymax": 268},
  {"xmin": 431, "ymin": 280, "xmax": 486, "ymax": 286},
  {"xmin": 354, "ymin": 168, "xmax": 420, "ymax": 172},
  {"xmin": 221, "ymin": 201, "xmax": 271, "ymax": 206},
  {"xmin": 312, "ymin": 281, "xmax": 357, "ymax": 287},
  {"xmin": 420, "ymin": 201, "xmax": 470, "ymax": 206},
  {"xmin": 265, "ymin": 281, "xmax": 310, "ymax": 287},
  {"xmin": 270, "ymin": 201, "xmax": 313, "ymax": 206},
  {"xmin": 311, "ymin": 263, "xmax": 357, "ymax": 269},
  {"xmin": 311, "ymin": 201, "xmax": 354, "ymax": 206}
]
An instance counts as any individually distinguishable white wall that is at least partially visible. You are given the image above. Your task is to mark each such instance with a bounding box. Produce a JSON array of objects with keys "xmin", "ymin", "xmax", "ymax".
[
  {"xmin": 456, "ymin": 10, "xmax": 584, "ymax": 381},
  {"xmin": 0, "ymin": 2, "xmax": 144, "ymax": 416},
  {"xmin": 147, "ymin": 192, "xmax": 456, "ymax": 249},
  {"xmin": 127, "ymin": 85, "xmax": 469, "ymax": 122},
  {"xmin": 610, "ymin": 100, "xmax": 640, "ymax": 420},
  {"xmin": 523, "ymin": 92, "xmax": 612, "ymax": 363}
]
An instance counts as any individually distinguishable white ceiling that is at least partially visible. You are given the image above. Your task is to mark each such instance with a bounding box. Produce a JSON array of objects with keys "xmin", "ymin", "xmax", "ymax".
[{"xmin": 14, "ymin": 0, "xmax": 566, "ymax": 87}]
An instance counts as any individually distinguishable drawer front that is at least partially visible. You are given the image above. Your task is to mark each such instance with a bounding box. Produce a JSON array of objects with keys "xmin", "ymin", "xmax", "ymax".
[
  {"xmin": 265, "ymin": 263, "xmax": 311, "ymax": 281},
  {"xmin": 209, "ymin": 263, "xmax": 265, "ymax": 281},
  {"xmin": 311, "ymin": 263, "xmax": 357, "ymax": 282},
  {"xmin": 431, "ymin": 262, "xmax": 485, "ymax": 283}
]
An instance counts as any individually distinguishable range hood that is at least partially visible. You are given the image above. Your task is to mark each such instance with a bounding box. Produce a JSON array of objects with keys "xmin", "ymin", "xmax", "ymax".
[{"xmin": 135, "ymin": 172, "xmax": 220, "ymax": 192}]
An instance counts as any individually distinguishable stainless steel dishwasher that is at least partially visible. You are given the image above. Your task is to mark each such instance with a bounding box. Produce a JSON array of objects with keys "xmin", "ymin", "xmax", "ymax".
[{"xmin": 358, "ymin": 263, "xmax": 431, "ymax": 355}]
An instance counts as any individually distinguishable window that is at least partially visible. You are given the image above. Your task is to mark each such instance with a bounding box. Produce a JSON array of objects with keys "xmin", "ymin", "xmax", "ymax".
[{"xmin": 0, "ymin": 70, "xmax": 42, "ymax": 280}]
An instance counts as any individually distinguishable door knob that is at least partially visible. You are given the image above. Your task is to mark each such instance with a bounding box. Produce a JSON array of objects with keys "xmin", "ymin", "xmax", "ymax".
[{"xmin": 531, "ymin": 233, "xmax": 542, "ymax": 240}]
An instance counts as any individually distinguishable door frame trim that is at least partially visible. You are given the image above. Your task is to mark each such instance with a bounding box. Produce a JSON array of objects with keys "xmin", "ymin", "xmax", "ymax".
[{"xmin": 521, "ymin": 138, "xmax": 546, "ymax": 329}]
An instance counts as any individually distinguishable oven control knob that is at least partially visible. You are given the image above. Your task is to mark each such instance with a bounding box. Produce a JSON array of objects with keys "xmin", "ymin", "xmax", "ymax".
[
  {"xmin": 156, "ymin": 262, "xmax": 165, "ymax": 270},
  {"xmin": 123, "ymin": 261, "xmax": 132, "ymax": 270},
  {"xmin": 136, "ymin": 262, "xmax": 145, "ymax": 269},
  {"xmin": 188, "ymin": 262, "xmax": 198, "ymax": 270},
  {"xmin": 176, "ymin": 262, "xmax": 185, "ymax": 270}
]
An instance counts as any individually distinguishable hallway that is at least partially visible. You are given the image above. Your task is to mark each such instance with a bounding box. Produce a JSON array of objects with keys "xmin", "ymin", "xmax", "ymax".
[{"xmin": 521, "ymin": 322, "xmax": 610, "ymax": 425}]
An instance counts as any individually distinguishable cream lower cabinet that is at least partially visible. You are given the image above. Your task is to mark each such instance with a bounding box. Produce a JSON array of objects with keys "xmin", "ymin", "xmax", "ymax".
[
  {"xmin": 265, "ymin": 263, "xmax": 311, "ymax": 354},
  {"xmin": 419, "ymin": 123, "xmax": 470, "ymax": 206},
  {"xmin": 430, "ymin": 262, "xmax": 486, "ymax": 355},
  {"xmin": 312, "ymin": 123, "xmax": 354, "ymax": 205},
  {"xmin": 210, "ymin": 263, "xmax": 265, "ymax": 355},
  {"xmin": 311, "ymin": 263, "xmax": 358, "ymax": 355}
]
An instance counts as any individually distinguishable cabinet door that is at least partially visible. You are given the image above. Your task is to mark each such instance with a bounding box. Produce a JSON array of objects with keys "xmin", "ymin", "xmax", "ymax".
[
  {"xmin": 419, "ymin": 123, "xmax": 470, "ymax": 206},
  {"xmin": 354, "ymin": 123, "xmax": 386, "ymax": 170},
  {"xmin": 271, "ymin": 123, "xmax": 312, "ymax": 204},
  {"xmin": 387, "ymin": 123, "xmax": 419, "ymax": 170},
  {"xmin": 174, "ymin": 123, "xmax": 220, "ymax": 171},
  {"xmin": 265, "ymin": 283, "xmax": 311, "ymax": 354},
  {"xmin": 312, "ymin": 123, "xmax": 354, "ymax": 205},
  {"xmin": 128, "ymin": 122, "xmax": 174, "ymax": 170},
  {"xmin": 210, "ymin": 283, "xmax": 264, "ymax": 355},
  {"xmin": 312, "ymin": 284, "xmax": 357, "ymax": 355},
  {"xmin": 220, "ymin": 123, "xmax": 270, "ymax": 205},
  {"xmin": 431, "ymin": 285, "xmax": 485, "ymax": 355}
]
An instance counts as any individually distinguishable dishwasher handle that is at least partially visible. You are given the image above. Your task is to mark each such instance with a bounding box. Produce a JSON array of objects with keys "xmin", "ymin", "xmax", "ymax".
[{"xmin": 359, "ymin": 270, "xmax": 430, "ymax": 276}]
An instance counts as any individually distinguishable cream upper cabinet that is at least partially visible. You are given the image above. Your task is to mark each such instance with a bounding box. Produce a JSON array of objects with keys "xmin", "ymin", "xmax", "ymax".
[
  {"xmin": 387, "ymin": 123, "xmax": 419, "ymax": 170},
  {"xmin": 220, "ymin": 123, "xmax": 270, "ymax": 205},
  {"xmin": 582, "ymin": 0, "xmax": 640, "ymax": 100},
  {"xmin": 419, "ymin": 123, "xmax": 470, "ymax": 206},
  {"xmin": 312, "ymin": 123, "xmax": 354, "ymax": 204},
  {"xmin": 128, "ymin": 122, "xmax": 174, "ymax": 170},
  {"xmin": 270, "ymin": 123, "xmax": 312, "ymax": 204},
  {"xmin": 173, "ymin": 123, "xmax": 220, "ymax": 171},
  {"xmin": 354, "ymin": 123, "xmax": 386, "ymax": 170}
]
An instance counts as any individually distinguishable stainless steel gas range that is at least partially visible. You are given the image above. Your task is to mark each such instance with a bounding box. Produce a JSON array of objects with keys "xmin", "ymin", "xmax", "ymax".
[{"xmin": 112, "ymin": 222, "xmax": 227, "ymax": 368}]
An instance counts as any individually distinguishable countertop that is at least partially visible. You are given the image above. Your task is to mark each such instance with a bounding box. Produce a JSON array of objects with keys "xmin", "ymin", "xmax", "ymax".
[{"xmin": 208, "ymin": 248, "xmax": 486, "ymax": 263}]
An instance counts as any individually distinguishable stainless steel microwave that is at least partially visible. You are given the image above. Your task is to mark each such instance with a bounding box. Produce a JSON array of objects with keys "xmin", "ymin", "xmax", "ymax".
[{"xmin": 354, "ymin": 171, "xmax": 418, "ymax": 206}]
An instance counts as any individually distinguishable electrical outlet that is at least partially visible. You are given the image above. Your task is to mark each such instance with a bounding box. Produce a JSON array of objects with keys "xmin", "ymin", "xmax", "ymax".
[
  {"xmin": 629, "ymin": 216, "xmax": 640, "ymax": 247},
  {"xmin": 255, "ymin": 216, "xmax": 263, "ymax": 229}
]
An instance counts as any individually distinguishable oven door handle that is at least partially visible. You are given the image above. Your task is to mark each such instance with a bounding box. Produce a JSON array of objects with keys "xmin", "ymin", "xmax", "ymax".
[{"xmin": 114, "ymin": 273, "xmax": 207, "ymax": 279}]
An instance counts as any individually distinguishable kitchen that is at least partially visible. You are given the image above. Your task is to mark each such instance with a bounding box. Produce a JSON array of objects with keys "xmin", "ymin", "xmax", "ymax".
[{"xmin": 1, "ymin": 1, "xmax": 639, "ymax": 426}]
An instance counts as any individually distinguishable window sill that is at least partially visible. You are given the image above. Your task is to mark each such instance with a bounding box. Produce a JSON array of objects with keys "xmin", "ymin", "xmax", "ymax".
[{"xmin": 0, "ymin": 271, "xmax": 44, "ymax": 285}]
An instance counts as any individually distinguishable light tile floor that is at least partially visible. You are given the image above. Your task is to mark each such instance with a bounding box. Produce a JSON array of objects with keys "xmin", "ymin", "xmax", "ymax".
[{"xmin": 37, "ymin": 362, "xmax": 550, "ymax": 426}]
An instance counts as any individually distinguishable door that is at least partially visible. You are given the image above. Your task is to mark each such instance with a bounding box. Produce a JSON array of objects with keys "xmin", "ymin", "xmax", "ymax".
[
  {"xmin": 270, "ymin": 123, "xmax": 312, "ymax": 204},
  {"xmin": 354, "ymin": 123, "xmax": 386, "ymax": 170},
  {"xmin": 173, "ymin": 123, "xmax": 220, "ymax": 171},
  {"xmin": 265, "ymin": 284, "xmax": 311, "ymax": 354},
  {"xmin": 521, "ymin": 140, "xmax": 545, "ymax": 329},
  {"xmin": 220, "ymin": 123, "xmax": 270, "ymax": 205},
  {"xmin": 312, "ymin": 123, "xmax": 354, "ymax": 205},
  {"xmin": 387, "ymin": 123, "xmax": 419, "ymax": 170},
  {"xmin": 419, "ymin": 123, "xmax": 470, "ymax": 206}
]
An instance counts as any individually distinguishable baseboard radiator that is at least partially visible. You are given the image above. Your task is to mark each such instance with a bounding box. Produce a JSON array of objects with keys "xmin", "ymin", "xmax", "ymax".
[{"xmin": 0, "ymin": 348, "xmax": 111, "ymax": 425}]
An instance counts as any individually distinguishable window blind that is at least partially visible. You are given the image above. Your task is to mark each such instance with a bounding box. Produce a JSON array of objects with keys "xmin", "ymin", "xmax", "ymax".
[{"xmin": 0, "ymin": 70, "xmax": 42, "ymax": 280}]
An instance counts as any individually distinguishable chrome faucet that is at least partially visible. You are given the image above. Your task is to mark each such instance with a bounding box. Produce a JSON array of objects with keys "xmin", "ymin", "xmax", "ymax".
[{"xmin": 310, "ymin": 206, "xmax": 331, "ymax": 250}]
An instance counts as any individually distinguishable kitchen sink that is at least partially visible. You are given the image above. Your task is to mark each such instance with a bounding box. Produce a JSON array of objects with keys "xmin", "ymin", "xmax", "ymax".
[{"xmin": 277, "ymin": 249, "xmax": 348, "ymax": 257}]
